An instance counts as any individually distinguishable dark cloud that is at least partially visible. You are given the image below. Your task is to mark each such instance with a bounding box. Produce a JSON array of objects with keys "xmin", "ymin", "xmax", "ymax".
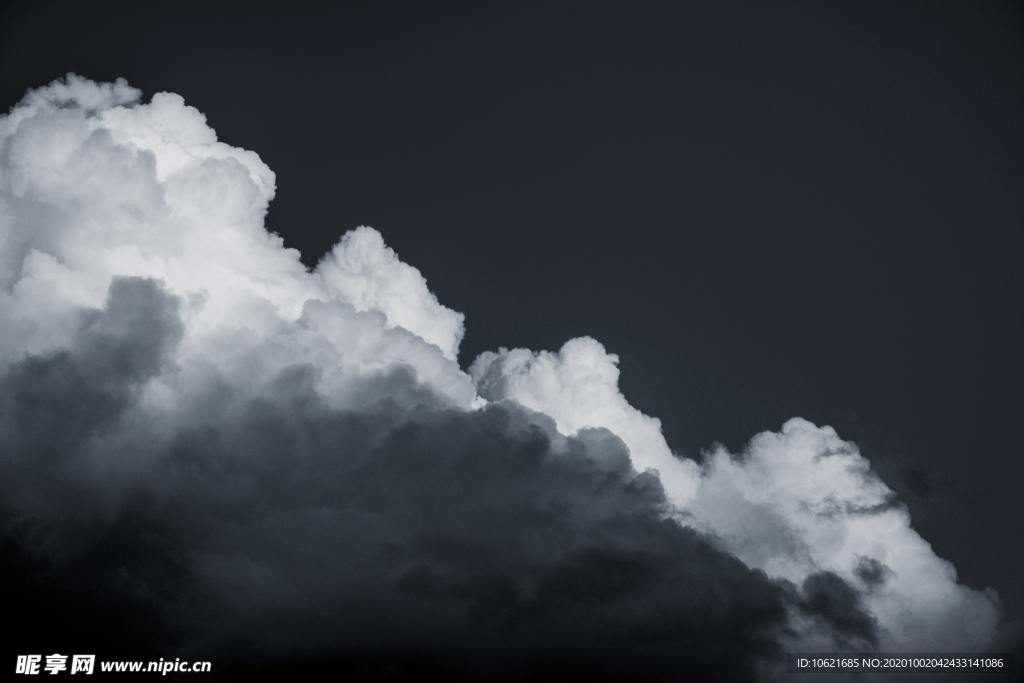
[
  {"xmin": 0, "ymin": 72, "xmax": 1002, "ymax": 679},
  {"xmin": 854, "ymin": 556, "xmax": 892, "ymax": 591},
  {"xmin": 0, "ymin": 277, "xmax": 886, "ymax": 681},
  {"xmin": 0, "ymin": 277, "xmax": 182, "ymax": 541},
  {"xmin": 797, "ymin": 572, "xmax": 877, "ymax": 649}
]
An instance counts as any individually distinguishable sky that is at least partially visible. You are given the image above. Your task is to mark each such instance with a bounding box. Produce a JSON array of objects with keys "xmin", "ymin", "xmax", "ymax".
[{"xmin": 1, "ymin": 1, "xmax": 1022, "ymax": 680}]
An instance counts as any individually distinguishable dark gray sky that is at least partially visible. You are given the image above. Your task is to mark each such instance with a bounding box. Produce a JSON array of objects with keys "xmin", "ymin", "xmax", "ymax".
[{"xmin": 2, "ymin": 0, "xmax": 1022, "ymax": 621}]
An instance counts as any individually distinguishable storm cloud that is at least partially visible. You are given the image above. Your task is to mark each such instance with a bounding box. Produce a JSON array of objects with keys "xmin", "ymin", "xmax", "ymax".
[{"xmin": 0, "ymin": 76, "xmax": 1004, "ymax": 679}]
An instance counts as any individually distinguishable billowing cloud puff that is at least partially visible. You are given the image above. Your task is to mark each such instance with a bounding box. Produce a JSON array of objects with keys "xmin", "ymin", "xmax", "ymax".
[
  {"xmin": 693, "ymin": 419, "xmax": 999, "ymax": 652},
  {"xmin": 472, "ymin": 338, "xmax": 702, "ymax": 504},
  {"xmin": 316, "ymin": 226, "xmax": 465, "ymax": 360},
  {"xmin": 474, "ymin": 340, "xmax": 1000, "ymax": 653},
  {"xmin": 0, "ymin": 75, "xmax": 1005, "ymax": 680}
]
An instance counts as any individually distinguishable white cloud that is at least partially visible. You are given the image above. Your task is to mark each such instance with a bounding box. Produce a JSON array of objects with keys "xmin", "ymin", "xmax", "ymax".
[
  {"xmin": 315, "ymin": 226, "xmax": 465, "ymax": 360},
  {"xmin": 471, "ymin": 337, "xmax": 701, "ymax": 504},
  {"xmin": 472, "ymin": 339, "xmax": 1000, "ymax": 651},
  {"xmin": 0, "ymin": 74, "xmax": 472, "ymax": 411},
  {"xmin": 693, "ymin": 418, "xmax": 1000, "ymax": 651},
  {"xmin": 0, "ymin": 74, "xmax": 1001, "ymax": 657}
]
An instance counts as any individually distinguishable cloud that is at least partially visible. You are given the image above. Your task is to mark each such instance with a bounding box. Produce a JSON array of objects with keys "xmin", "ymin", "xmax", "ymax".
[
  {"xmin": 0, "ymin": 75, "xmax": 1005, "ymax": 679},
  {"xmin": 472, "ymin": 338, "xmax": 702, "ymax": 504},
  {"xmin": 693, "ymin": 419, "xmax": 1000, "ymax": 652},
  {"xmin": 475, "ymin": 341, "xmax": 1000, "ymax": 653},
  {"xmin": 0, "ymin": 280, "xmax": 795, "ymax": 680},
  {"xmin": 316, "ymin": 226, "xmax": 465, "ymax": 360}
]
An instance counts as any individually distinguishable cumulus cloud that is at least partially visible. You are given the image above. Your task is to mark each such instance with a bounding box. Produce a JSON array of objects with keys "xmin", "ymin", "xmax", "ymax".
[
  {"xmin": 0, "ymin": 75, "xmax": 1005, "ymax": 680},
  {"xmin": 316, "ymin": 226, "xmax": 465, "ymax": 360},
  {"xmin": 474, "ymin": 341, "xmax": 1000, "ymax": 653},
  {"xmin": 472, "ymin": 338, "xmax": 701, "ymax": 504}
]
